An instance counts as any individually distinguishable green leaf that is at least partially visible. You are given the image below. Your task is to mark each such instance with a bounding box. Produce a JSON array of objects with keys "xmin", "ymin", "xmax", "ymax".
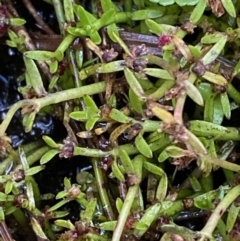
[
  {"xmin": 9, "ymin": 18, "xmax": 26, "ymax": 26},
  {"xmin": 119, "ymin": 149, "xmax": 135, "ymax": 174},
  {"xmin": 189, "ymin": 0, "xmax": 207, "ymax": 24},
  {"xmin": 185, "ymin": 81, "xmax": 204, "ymax": 106},
  {"xmin": 158, "ymin": 150, "xmax": 169, "ymax": 162},
  {"xmin": 99, "ymin": 221, "xmax": 117, "ymax": 231},
  {"xmin": 96, "ymin": 60, "xmax": 125, "ymax": 73},
  {"xmin": 31, "ymin": 217, "xmax": 49, "ymax": 240},
  {"xmin": 48, "ymin": 199, "xmax": 70, "ymax": 212},
  {"xmin": 213, "ymin": 94, "xmax": 224, "ymax": 125},
  {"xmin": 111, "ymin": 160, "xmax": 125, "ymax": 182},
  {"xmin": 84, "ymin": 95, "xmax": 99, "ymax": 114},
  {"xmin": 129, "ymin": 88, "xmax": 143, "ymax": 114},
  {"xmin": 116, "ymin": 198, "xmax": 123, "ymax": 213},
  {"xmin": 86, "ymin": 117, "xmax": 99, "ymax": 130},
  {"xmin": 54, "ymin": 219, "xmax": 75, "ymax": 230},
  {"xmin": 69, "ymin": 111, "xmax": 88, "ymax": 121},
  {"xmin": 189, "ymin": 176, "xmax": 202, "ymax": 192},
  {"xmin": 135, "ymin": 133, "xmax": 153, "ymax": 158},
  {"xmin": 148, "ymin": 101, "xmax": 175, "ymax": 124},
  {"xmin": 176, "ymin": 0, "xmax": 199, "ymax": 6},
  {"xmin": 111, "ymin": 31, "xmax": 132, "ymax": 57},
  {"xmin": 226, "ymin": 204, "xmax": 240, "ymax": 233},
  {"xmin": 24, "ymin": 50, "xmax": 55, "ymax": 61},
  {"xmin": 0, "ymin": 192, "xmax": 8, "ymax": 201},
  {"xmin": 99, "ymin": 9, "xmax": 115, "ymax": 27},
  {"xmin": 42, "ymin": 135, "xmax": 59, "ymax": 148},
  {"xmin": 64, "ymin": 177, "xmax": 72, "ymax": 189},
  {"xmin": 80, "ymin": 198, "xmax": 97, "ymax": 222},
  {"xmin": 64, "ymin": 0, "xmax": 74, "ymax": 22},
  {"xmin": 5, "ymin": 181, "xmax": 13, "ymax": 194},
  {"xmin": 201, "ymin": 36, "xmax": 227, "ymax": 65},
  {"xmin": 157, "ymin": 0, "xmax": 175, "ymax": 6},
  {"xmin": 54, "ymin": 50, "xmax": 64, "ymax": 62},
  {"xmin": 144, "ymin": 162, "xmax": 165, "ymax": 176},
  {"xmin": 25, "ymin": 166, "xmax": 45, "ymax": 176},
  {"xmin": 56, "ymin": 190, "xmax": 68, "ymax": 199},
  {"xmin": 220, "ymin": 92, "xmax": 231, "ymax": 119},
  {"xmin": 124, "ymin": 68, "xmax": 147, "ymax": 100},
  {"xmin": 23, "ymin": 56, "xmax": 47, "ymax": 96},
  {"xmin": 145, "ymin": 19, "xmax": 165, "ymax": 35},
  {"xmin": 144, "ymin": 68, "xmax": 174, "ymax": 80},
  {"xmin": 50, "ymin": 211, "xmax": 69, "ymax": 219},
  {"xmin": 133, "ymin": 203, "xmax": 161, "ymax": 237},
  {"xmin": 109, "ymin": 108, "xmax": 130, "ymax": 123},
  {"xmin": 221, "ymin": 0, "xmax": 236, "ymax": 17},
  {"xmin": 165, "ymin": 146, "xmax": 191, "ymax": 158},
  {"xmin": 132, "ymin": 9, "xmax": 164, "ymax": 20},
  {"xmin": 202, "ymin": 71, "xmax": 227, "ymax": 86},
  {"xmin": 201, "ymin": 32, "xmax": 225, "ymax": 44},
  {"xmin": 49, "ymin": 60, "xmax": 58, "ymax": 73},
  {"xmin": 40, "ymin": 149, "xmax": 60, "ymax": 164},
  {"xmin": 156, "ymin": 174, "xmax": 168, "ymax": 201},
  {"xmin": 194, "ymin": 190, "xmax": 217, "ymax": 210}
]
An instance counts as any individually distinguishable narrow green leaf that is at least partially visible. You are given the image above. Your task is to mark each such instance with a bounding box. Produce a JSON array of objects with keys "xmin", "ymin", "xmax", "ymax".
[
  {"xmin": 31, "ymin": 217, "xmax": 49, "ymax": 240},
  {"xmin": 129, "ymin": 88, "xmax": 143, "ymax": 114},
  {"xmin": 111, "ymin": 160, "xmax": 125, "ymax": 182},
  {"xmin": 69, "ymin": 111, "xmax": 88, "ymax": 121},
  {"xmin": 64, "ymin": 0, "xmax": 74, "ymax": 22},
  {"xmin": 9, "ymin": 18, "xmax": 26, "ymax": 26},
  {"xmin": 202, "ymin": 71, "xmax": 227, "ymax": 86},
  {"xmin": 54, "ymin": 219, "xmax": 75, "ymax": 230},
  {"xmin": 84, "ymin": 95, "xmax": 99, "ymax": 113},
  {"xmin": 165, "ymin": 146, "xmax": 192, "ymax": 158},
  {"xmin": 201, "ymin": 32, "xmax": 225, "ymax": 44},
  {"xmin": 158, "ymin": 150, "xmax": 169, "ymax": 162},
  {"xmin": 40, "ymin": 149, "xmax": 60, "ymax": 164},
  {"xmin": 221, "ymin": 0, "xmax": 236, "ymax": 17},
  {"xmin": 189, "ymin": 0, "xmax": 207, "ymax": 24},
  {"xmin": 226, "ymin": 204, "xmax": 240, "ymax": 233},
  {"xmin": 144, "ymin": 162, "xmax": 165, "ymax": 176},
  {"xmin": 132, "ymin": 9, "xmax": 164, "ymax": 20},
  {"xmin": 42, "ymin": 135, "xmax": 59, "ymax": 148},
  {"xmin": 25, "ymin": 166, "xmax": 45, "ymax": 176},
  {"xmin": 99, "ymin": 221, "xmax": 117, "ymax": 231},
  {"xmin": 213, "ymin": 94, "xmax": 224, "ymax": 125},
  {"xmin": 119, "ymin": 149, "xmax": 135, "ymax": 174},
  {"xmin": 145, "ymin": 19, "xmax": 165, "ymax": 35},
  {"xmin": 144, "ymin": 68, "xmax": 174, "ymax": 80},
  {"xmin": 24, "ymin": 50, "xmax": 55, "ymax": 61},
  {"xmin": 116, "ymin": 198, "xmax": 123, "ymax": 213},
  {"xmin": 135, "ymin": 133, "xmax": 153, "ymax": 158},
  {"xmin": 64, "ymin": 177, "xmax": 72, "ymax": 189},
  {"xmin": 86, "ymin": 117, "xmax": 99, "ymax": 130},
  {"xmin": 109, "ymin": 108, "xmax": 130, "ymax": 123},
  {"xmin": 23, "ymin": 56, "xmax": 47, "ymax": 96},
  {"xmin": 80, "ymin": 199, "xmax": 97, "ymax": 222},
  {"xmin": 220, "ymin": 92, "xmax": 231, "ymax": 119},
  {"xmin": 49, "ymin": 60, "xmax": 58, "ymax": 74},
  {"xmin": 201, "ymin": 36, "xmax": 227, "ymax": 65},
  {"xmin": 124, "ymin": 68, "xmax": 147, "ymax": 100},
  {"xmin": 185, "ymin": 81, "xmax": 204, "ymax": 106},
  {"xmin": 96, "ymin": 60, "xmax": 125, "ymax": 73},
  {"xmin": 5, "ymin": 181, "xmax": 13, "ymax": 195},
  {"xmin": 156, "ymin": 174, "xmax": 168, "ymax": 201},
  {"xmin": 189, "ymin": 176, "xmax": 202, "ymax": 192},
  {"xmin": 48, "ymin": 199, "xmax": 70, "ymax": 212}
]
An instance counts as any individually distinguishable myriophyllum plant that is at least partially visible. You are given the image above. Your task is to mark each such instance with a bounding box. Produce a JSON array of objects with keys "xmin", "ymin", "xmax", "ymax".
[{"xmin": 1, "ymin": 0, "xmax": 240, "ymax": 241}]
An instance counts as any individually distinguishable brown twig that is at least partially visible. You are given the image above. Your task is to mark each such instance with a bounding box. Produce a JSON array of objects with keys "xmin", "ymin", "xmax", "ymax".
[
  {"xmin": 3, "ymin": 0, "xmax": 52, "ymax": 81},
  {"xmin": 21, "ymin": 0, "xmax": 56, "ymax": 35}
]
